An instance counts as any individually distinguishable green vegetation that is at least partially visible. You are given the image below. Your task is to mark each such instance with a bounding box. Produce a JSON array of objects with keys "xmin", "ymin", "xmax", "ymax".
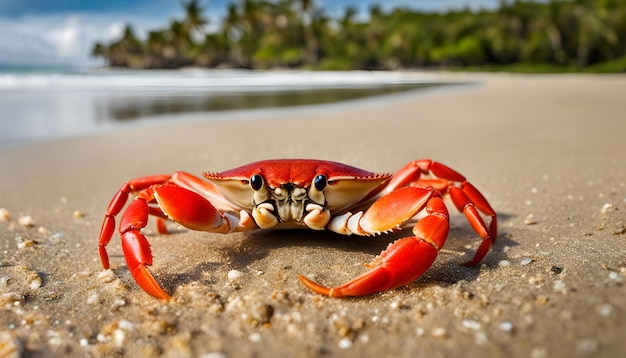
[{"xmin": 91, "ymin": 0, "xmax": 626, "ymax": 72}]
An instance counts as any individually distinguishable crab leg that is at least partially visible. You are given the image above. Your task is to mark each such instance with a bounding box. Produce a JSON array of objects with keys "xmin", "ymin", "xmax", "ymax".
[
  {"xmin": 99, "ymin": 173, "xmax": 251, "ymax": 299},
  {"xmin": 449, "ymin": 183, "xmax": 497, "ymax": 266},
  {"xmin": 118, "ymin": 183, "xmax": 237, "ymax": 299},
  {"xmin": 300, "ymin": 188, "xmax": 449, "ymax": 297},
  {"xmin": 382, "ymin": 159, "xmax": 466, "ymax": 194},
  {"xmin": 99, "ymin": 174, "xmax": 172, "ymax": 270},
  {"xmin": 384, "ymin": 159, "xmax": 497, "ymax": 266}
]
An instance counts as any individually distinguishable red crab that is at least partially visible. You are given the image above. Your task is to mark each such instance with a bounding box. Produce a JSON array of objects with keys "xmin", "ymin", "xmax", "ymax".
[{"xmin": 98, "ymin": 159, "xmax": 497, "ymax": 299}]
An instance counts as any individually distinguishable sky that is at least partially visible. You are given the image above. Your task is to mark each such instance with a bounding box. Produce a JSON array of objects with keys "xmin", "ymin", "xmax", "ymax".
[{"xmin": 0, "ymin": 0, "xmax": 508, "ymax": 68}]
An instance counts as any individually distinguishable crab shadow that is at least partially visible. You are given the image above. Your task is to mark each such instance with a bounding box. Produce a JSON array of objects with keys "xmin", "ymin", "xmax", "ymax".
[{"xmin": 155, "ymin": 211, "xmax": 517, "ymax": 294}]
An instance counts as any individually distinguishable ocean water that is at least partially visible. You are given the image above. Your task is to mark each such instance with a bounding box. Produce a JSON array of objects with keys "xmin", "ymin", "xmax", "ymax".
[{"xmin": 0, "ymin": 68, "xmax": 440, "ymax": 147}]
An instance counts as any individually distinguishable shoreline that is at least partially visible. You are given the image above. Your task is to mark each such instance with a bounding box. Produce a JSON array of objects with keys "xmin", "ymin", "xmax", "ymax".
[
  {"xmin": 0, "ymin": 72, "xmax": 467, "ymax": 148},
  {"xmin": 1, "ymin": 72, "xmax": 625, "ymax": 357},
  {"xmin": 0, "ymin": 69, "xmax": 454, "ymax": 148}
]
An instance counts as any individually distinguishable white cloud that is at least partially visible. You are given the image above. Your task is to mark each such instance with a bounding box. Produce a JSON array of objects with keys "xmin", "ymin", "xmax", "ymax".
[
  {"xmin": 107, "ymin": 22, "xmax": 125, "ymax": 40},
  {"xmin": 45, "ymin": 16, "xmax": 81, "ymax": 58},
  {"xmin": 0, "ymin": 13, "xmax": 164, "ymax": 67}
]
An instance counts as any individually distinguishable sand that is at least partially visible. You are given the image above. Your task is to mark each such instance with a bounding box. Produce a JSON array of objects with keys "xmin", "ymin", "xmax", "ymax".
[{"xmin": 0, "ymin": 73, "xmax": 625, "ymax": 357}]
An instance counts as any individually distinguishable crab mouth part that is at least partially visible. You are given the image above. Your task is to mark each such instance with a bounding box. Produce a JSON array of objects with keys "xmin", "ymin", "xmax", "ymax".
[
  {"xmin": 260, "ymin": 184, "xmax": 316, "ymax": 223},
  {"xmin": 246, "ymin": 172, "xmax": 329, "ymax": 229}
]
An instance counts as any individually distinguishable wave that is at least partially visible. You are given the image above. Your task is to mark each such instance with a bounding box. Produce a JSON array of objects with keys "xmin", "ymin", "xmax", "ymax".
[{"xmin": 0, "ymin": 68, "xmax": 430, "ymax": 92}]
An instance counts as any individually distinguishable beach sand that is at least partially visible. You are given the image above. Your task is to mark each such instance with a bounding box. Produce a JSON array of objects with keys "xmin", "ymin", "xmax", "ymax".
[{"xmin": 1, "ymin": 73, "xmax": 625, "ymax": 357}]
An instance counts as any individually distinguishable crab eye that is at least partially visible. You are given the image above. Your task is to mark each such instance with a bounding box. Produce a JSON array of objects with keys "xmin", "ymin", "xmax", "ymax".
[
  {"xmin": 313, "ymin": 174, "xmax": 327, "ymax": 191},
  {"xmin": 250, "ymin": 174, "xmax": 264, "ymax": 191}
]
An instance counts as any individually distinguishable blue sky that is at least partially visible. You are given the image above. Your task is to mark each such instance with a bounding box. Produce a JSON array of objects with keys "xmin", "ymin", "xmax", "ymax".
[{"xmin": 0, "ymin": 0, "xmax": 507, "ymax": 68}]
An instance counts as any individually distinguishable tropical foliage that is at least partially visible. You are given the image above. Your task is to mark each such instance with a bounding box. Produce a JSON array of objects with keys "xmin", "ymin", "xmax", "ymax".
[{"xmin": 91, "ymin": 0, "xmax": 626, "ymax": 72}]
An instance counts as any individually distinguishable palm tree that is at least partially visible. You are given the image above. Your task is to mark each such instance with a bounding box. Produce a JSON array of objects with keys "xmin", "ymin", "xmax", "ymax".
[
  {"xmin": 107, "ymin": 25, "xmax": 142, "ymax": 67},
  {"xmin": 146, "ymin": 30, "xmax": 168, "ymax": 68},
  {"xmin": 182, "ymin": 0, "xmax": 208, "ymax": 43},
  {"xmin": 252, "ymin": 0, "xmax": 300, "ymax": 67},
  {"xmin": 167, "ymin": 20, "xmax": 193, "ymax": 67},
  {"xmin": 298, "ymin": 0, "xmax": 319, "ymax": 65},
  {"xmin": 90, "ymin": 42, "xmax": 108, "ymax": 65},
  {"xmin": 89, "ymin": 0, "xmax": 626, "ymax": 70},
  {"xmin": 571, "ymin": 0, "xmax": 618, "ymax": 66},
  {"xmin": 522, "ymin": 1, "xmax": 564, "ymax": 64}
]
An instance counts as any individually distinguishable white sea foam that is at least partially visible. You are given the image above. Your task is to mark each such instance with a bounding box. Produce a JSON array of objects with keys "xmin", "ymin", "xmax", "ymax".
[{"xmin": 0, "ymin": 69, "xmax": 430, "ymax": 91}]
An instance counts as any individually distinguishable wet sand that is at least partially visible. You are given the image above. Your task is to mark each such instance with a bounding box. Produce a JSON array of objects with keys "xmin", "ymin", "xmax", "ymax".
[{"xmin": 1, "ymin": 73, "xmax": 625, "ymax": 357}]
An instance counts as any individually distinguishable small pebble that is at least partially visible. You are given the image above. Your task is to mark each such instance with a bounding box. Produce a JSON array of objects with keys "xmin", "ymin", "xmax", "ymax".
[
  {"xmin": 118, "ymin": 319, "xmax": 134, "ymax": 331},
  {"xmin": 461, "ymin": 319, "xmax": 481, "ymax": 331},
  {"xmin": 553, "ymin": 280, "xmax": 566, "ymax": 293},
  {"xmin": 97, "ymin": 269, "xmax": 116, "ymax": 283},
  {"xmin": 338, "ymin": 338, "xmax": 353, "ymax": 349},
  {"xmin": 248, "ymin": 332, "xmax": 261, "ymax": 342},
  {"xmin": 17, "ymin": 239, "xmax": 36, "ymax": 249},
  {"xmin": 521, "ymin": 258, "xmax": 533, "ymax": 266},
  {"xmin": 499, "ymin": 321, "xmax": 513, "ymax": 332},
  {"xmin": 608, "ymin": 271, "xmax": 623, "ymax": 282},
  {"xmin": 86, "ymin": 293, "xmax": 99, "ymax": 305},
  {"xmin": 228, "ymin": 270, "xmax": 244, "ymax": 281},
  {"xmin": 600, "ymin": 203, "xmax": 617, "ymax": 214},
  {"xmin": 47, "ymin": 232, "xmax": 63, "ymax": 244},
  {"xmin": 498, "ymin": 260, "xmax": 511, "ymax": 267},
  {"xmin": 475, "ymin": 332, "xmax": 488, "ymax": 345},
  {"xmin": 18, "ymin": 215, "xmax": 35, "ymax": 227},
  {"xmin": 596, "ymin": 304, "xmax": 614, "ymax": 317},
  {"xmin": 390, "ymin": 299, "xmax": 408, "ymax": 309},
  {"xmin": 113, "ymin": 329, "xmax": 126, "ymax": 347},
  {"xmin": 73, "ymin": 211, "xmax": 84, "ymax": 219},
  {"xmin": 431, "ymin": 327, "xmax": 447, "ymax": 338},
  {"xmin": 550, "ymin": 266, "xmax": 563, "ymax": 274},
  {"xmin": 0, "ymin": 208, "xmax": 10, "ymax": 221},
  {"xmin": 524, "ymin": 214, "xmax": 537, "ymax": 225},
  {"xmin": 28, "ymin": 273, "xmax": 42, "ymax": 289}
]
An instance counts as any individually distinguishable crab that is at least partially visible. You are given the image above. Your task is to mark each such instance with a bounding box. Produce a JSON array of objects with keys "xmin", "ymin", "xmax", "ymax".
[{"xmin": 98, "ymin": 159, "xmax": 497, "ymax": 300}]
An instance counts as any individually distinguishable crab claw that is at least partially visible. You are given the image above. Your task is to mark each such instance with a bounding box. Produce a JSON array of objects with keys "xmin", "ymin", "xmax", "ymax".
[
  {"xmin": 299, "ymin": 237, "xmax": 439, "ymax": 297},
  {"xmin": 299, "ymin": 196, "xmax": 449, "ymax": 297},
  {"xmin": 122, "ymin": 230, "xmax": 171, "ymax": 300},
  {"xmin": 116, "ymin": 198, "xmax": 171, "ymax": 299},
  {"xmin": 153, "ymin": 185, "xmax": 225, "ymax": 232},
  {"xmin": 120, "ymin": 199, "xmax": 170, "ymax": 300}
]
